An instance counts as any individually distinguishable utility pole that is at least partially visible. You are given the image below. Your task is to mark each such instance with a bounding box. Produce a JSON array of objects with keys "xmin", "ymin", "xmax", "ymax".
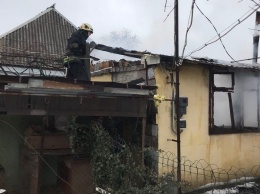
[
  {"xmin": 253, "ymin": 11, "xmax": 260, "ymax": 63},
  {"xmin": 173, "ymin": 0, "xmax": 182, "ymax": 193}
]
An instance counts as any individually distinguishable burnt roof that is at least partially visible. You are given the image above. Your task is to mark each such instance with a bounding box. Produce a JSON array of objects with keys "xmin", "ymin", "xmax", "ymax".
[{"xmin": 94, "ymin": 44, "xmax": 260, "ymax": 72}]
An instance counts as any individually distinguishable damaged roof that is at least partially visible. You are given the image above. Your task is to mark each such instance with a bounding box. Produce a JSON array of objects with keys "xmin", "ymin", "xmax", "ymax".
[{"xmin": 93, "ymin": 44, "xmax": 260, "ymax": 72}]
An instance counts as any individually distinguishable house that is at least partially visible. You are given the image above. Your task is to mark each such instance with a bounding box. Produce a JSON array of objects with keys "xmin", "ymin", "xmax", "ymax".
[
  {"xmin": 91, "ymin": 48, "xmax": 260, "ymax": 188},
  {"xmin": 1, "ymin": 4, "xmax": 260, "ymax": 193},
  {"xmin": 0, "ymin": 6, "xmax": 155, "ymax": 194}
]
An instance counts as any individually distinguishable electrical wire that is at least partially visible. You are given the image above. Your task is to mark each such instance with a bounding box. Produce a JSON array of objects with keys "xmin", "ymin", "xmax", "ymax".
[
  {"xmin": 0, "ymin": 42, "xmax": 137, "ymax": 63},
  {"xmin": 180, "ymin": 0, "xmax": 196, "ymax": 66},
  {"xmin": 163, "ymin": 2, "xmax": 177, "ymax": 22},
  {"xmin": 0, "ymin": 44, "xmax": 63, "ymax": 57},
  {"xmin": 252, "ymin": 0, "xmax": 260, "ymax": 7},
  {"xmin": 231, "ymin": 56, "xmax": 260, "ymax": 63},
  {"xmin": 194, "ymin": 2, "xmax": 235, "ymax": 61},
  {"xmin": 0, "ymin": 45, "xmax": 99, "ymax": 62},
  {"xmin": 185, "ymin": 3, "xmax": 260, "ymax": 58},
  {"xmin": 1, "ymin": 39, "xmax": 64, "ymax": 55},
  {"xmin": 164, "ymin": 0, "xmax": 168, "ymax": 12}
]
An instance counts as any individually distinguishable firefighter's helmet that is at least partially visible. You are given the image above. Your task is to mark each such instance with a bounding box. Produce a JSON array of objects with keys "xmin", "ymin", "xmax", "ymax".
[{"xmin": 79, "ymin": 23, "xmax": 93, "ymax": 33}]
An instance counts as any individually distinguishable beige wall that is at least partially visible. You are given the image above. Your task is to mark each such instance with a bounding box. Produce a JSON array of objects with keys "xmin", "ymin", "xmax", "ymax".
[
  {"xmin": 155, "ymin": 63, "xmax": 260, "ymax": 179},
  {"xmin": 91, "ymin": 65, "xmax": 260, "ymax": 183},
  {"xmin": 91, "ymin": 74, "xmax": 112, "ymax": 82}
]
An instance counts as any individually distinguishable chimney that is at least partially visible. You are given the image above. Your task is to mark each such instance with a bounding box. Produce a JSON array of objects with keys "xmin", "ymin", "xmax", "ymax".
[{"xmin": 253, "ymin": 11, "xmax": 260, "ymax": 63}]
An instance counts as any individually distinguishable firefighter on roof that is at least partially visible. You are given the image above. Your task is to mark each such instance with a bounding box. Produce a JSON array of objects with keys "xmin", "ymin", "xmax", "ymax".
[{"xmin": 64, "ymin": 23, "xmax": 93, "ymax": 81}]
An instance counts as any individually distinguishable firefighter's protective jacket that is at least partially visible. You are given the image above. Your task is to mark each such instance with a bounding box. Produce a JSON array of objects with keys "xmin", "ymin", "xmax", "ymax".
[{"xmin": 65, "ymin": 29, "xmax": 89, "ymax": 57}]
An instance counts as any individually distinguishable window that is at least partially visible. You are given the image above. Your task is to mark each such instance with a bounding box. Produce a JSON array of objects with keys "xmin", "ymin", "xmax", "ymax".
[{"xmin": 209, "ymin": 69, "xmax": 260, "ymax": 134}]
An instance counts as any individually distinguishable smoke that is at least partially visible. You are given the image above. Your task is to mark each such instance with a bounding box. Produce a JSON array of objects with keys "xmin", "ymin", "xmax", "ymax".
[
  {"xmin": 89, "ymin": 28, "xmax": 142, "ymax": 62},
  {"xmin": 100, "ymin": 28, "xmax": 141, "ymax": 50}
]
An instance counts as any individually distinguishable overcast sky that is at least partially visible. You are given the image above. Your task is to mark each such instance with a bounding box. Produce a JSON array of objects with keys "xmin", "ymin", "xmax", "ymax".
[{"xmin": 0, "ymin": 0, "xmax": 259, "ymax": 63}]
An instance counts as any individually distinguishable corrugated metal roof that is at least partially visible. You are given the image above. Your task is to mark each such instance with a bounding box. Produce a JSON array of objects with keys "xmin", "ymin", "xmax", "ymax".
[
  {"xmin": 0, "ymin": 7, "xmax": 77, "ymax": 39},
  {"xmin": 189, "ymin": 57, "xmax": 260, "ymax": 71},
  {"xmin": 0, "ymin": 7, "xmax": 76, "ymax": 69}
]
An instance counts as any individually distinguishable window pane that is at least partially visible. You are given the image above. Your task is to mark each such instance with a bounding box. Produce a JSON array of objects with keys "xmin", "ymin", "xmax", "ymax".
[
  {"xmin": 214, "ymin": 74, "xmax": 232, "ymax": 88},
  {"xmin": 214, "ymin": 92, "xmax": 231, "ymax": 127},
  {"xmin": 243, "ymin": 91, "xmax": 258, "ymax": 128}
]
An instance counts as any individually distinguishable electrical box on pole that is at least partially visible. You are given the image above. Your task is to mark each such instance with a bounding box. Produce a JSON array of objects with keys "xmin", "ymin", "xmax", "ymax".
[{"xmin": 179, "ymin": 97, "xmax": 188, "ymax": 129}]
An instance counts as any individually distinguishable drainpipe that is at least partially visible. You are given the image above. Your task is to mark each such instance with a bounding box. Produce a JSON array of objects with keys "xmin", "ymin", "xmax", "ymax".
[{"xmin": 253, "ymin": 11, "xmax": 260, "ymax": 63}]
